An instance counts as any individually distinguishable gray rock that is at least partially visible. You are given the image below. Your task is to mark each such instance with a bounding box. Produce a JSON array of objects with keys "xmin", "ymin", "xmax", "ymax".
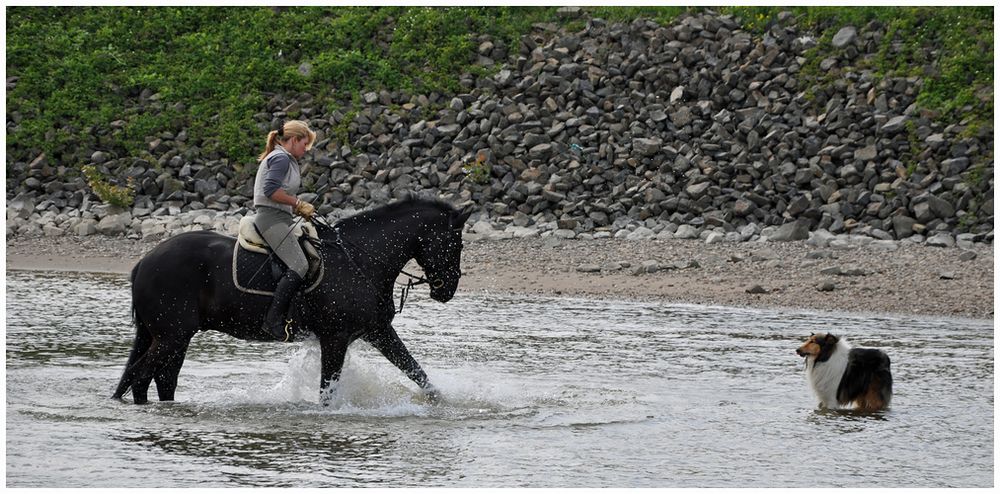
[
  {"xmin": 769, "ymin": 219, "xmax": 810, "ymax": 242},
  {"xmin": 831, "ymin": 26, "xmax": 857, "ymax": 48},
  {"xmin": 751, "ymin": 249, "xmax": 779, "ymax": 261},
  {"xmin": 96, "ymin": 213, "xmax": 130, "ymax": 235},
  {"xmin": 626, "ymin": 226, "xmax": 656, "ymax": 240},
  {"xmin": 892, "ymin": 215, "xmax": 917, "ymax": 239},
  {"xmin": 828, "ymin": 238, "xmax": 854, "ymax": 250},
  {"xmin": 854, "ymin": 144, "xmax": 878, "ymax": 161},
  {"xmin": 733, "ymin": 198, "xmax": 755, "ymax": 217},
  {"xmin": 507, "ymin": 226, "xmax": 539, "ymax": 238},
  {"xmin": 806, "ymin": 229, "xmax": 836, "ymax": 247},
  {"xmin": 528, "ymin": 143, "xmax": 554, "ymax": 160},
  {"xmin": 633, "ymin": 138, "xmax": 662, "ymax": 156},
  {"xmin": 816, "ymin": 281, "xmax": 836, "ymax": 292},
  {"xmin": 869, "ymin": 229, "xmax": 893, "ymax": 241},
  {"xmin": 958, "ymin": 250, "xmax": 978, "ymax": 261},
  {"xmin": 705, "ymin": 231, "xmax": 725, "ymax": 244},
  {"xmin": 806, "ymin": 250, "xmax": 836, "ymax": 260},
  {"xmin": 870, "ymin": 240, "xmax": 899, "ymax": 251},
  {"xmin": 671, "ymin": 107, "xmax": 694, "ymax": 127},
  {"xmin": 676, "ymin": 259, "xmax": 700, "ymax": 270},
  {"xmin": 8, "ymin": 198, "xmax": 35, "ymax": 219},
  {"xmin": 471, "ymin": 220, "xmax": 494, "ymax": 235},
  {"xmin": 436, "ymin": 124, "xmax": 461, "ymax": 137},
  {"xmin": 73, "ymin": 218, "xmax": 98, "ymax": 236},
  {"xmin": 601, "ymin": 261, "xmax": 626, "ymax": 272},
  {"xmin": 670, "ymin": 86, "xmax": 685, "ymax": 103},
  {"xmin": 576, "ymin": 264, "xmax": 601, "ymax": 273},
  {"xmin": 639, "ymin": 260, "xmax": 660, "ymax": 274},
  {"xmin": 674, "ymin": 224, "xmax": 700, "ymax": 239},
  {"xmin": 91, "ymin": 151, "xmax": 110, "ymax": 164},
  {"xmin": 925, "ymin": 194, "xmax": 955, "ymax": 219},
  {"xmin": 746, "ymin": 284, "xmax": 768, "ymax": 294},
  {"xmin": 880, "ymin": 115, "xmax": 908, "ymax": 134},
  {"xmin": 942, "ymin": 157, "xmax": 970, "ymax": 175},
  {"xmin": 686, "ymin": 182, "xmax": 711, "ymax": 199},
  {"xmin": 926, "ymin": 233, "xmax": 955, "ymax": 248},
  {"xmin": 495, "ymin": 69, "xmax": 513, "ymax": 85},
  {"xmin": 740, "ymin": 223, "xmax": 760, "ymax": 240},
  {"xmin": 912, "ymin": 202, "xmax": 935, "ymax": 223}
]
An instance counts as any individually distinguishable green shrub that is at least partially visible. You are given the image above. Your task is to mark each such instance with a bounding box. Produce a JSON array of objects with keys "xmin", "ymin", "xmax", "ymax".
[
  {"xmin": 462, "ymin": 151, "xmax": 492, "ymax": 185},
  {"xmin": 82, "ymin": 165, "xmax": 136, "ymax": 208}
]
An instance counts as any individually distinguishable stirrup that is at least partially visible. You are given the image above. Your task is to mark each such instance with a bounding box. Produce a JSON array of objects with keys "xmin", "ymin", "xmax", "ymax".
[{"xmin": 280, "ymin": 319, "xmax": 293, "ymax": 342}]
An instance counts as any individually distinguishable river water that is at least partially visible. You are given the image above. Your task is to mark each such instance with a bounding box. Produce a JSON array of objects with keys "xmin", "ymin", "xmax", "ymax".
[{"xmin": 5, "ymin": 270, "xmax": 993, "ymax": 487}]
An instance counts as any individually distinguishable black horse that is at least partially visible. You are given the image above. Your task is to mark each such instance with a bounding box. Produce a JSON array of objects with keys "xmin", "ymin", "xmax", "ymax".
[{"xmin": 112, "ymin": 197, "xmax": 471, "ymax": 405}]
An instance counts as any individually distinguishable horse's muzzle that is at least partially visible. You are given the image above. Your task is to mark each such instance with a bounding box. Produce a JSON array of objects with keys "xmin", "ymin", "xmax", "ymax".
[{"xmin": 429, "ymin": 282, "xmax": 457, "ymax": 303}]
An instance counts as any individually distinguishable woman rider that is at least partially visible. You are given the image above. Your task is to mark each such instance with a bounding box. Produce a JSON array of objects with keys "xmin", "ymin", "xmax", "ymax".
[{"xmin": 253, "ymin": 120, "xmax": 316, "ymax": 341}]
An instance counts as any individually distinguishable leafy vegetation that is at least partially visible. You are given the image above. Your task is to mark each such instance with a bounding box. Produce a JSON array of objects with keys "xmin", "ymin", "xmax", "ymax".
[
  {"xmin": 81, "ymin": 165, "xmax": 135, "ymax": 207},
  {"xmin": 462, "ymin": 150, "xmax": 493, "ymax": 185},
  {"xmin": 7, "ymin": 6, "xmax": 992, "ymax": 168}
]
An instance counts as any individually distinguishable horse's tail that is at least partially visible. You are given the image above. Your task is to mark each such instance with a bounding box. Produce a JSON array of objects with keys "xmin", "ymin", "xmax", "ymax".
[
  {"xmin": 128, "ymin": 260, "xmax": 139, "ymax": 325},
  {"xmin": 113, "ymin": 261, "xmax": 152, "ymax": 400}
]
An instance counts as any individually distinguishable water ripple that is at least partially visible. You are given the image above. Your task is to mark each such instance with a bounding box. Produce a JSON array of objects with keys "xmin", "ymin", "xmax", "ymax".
[{"xmin": 5, "ymin": 270, "xmax": 993, "ymax": 487}]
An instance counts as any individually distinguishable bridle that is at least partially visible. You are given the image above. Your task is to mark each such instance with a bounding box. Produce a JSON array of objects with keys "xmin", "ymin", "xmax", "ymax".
[{"xmin": 310, "ymin": 216, "xmax": 447, "ymax": 314}]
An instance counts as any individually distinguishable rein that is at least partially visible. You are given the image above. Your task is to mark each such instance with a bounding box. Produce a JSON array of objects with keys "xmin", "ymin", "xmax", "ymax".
[{"xmin": 310, "ymin": 216, "xmax": 438, "ymax": 314}]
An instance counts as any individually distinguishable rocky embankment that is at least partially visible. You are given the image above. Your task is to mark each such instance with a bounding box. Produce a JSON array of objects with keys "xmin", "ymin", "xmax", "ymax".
[{"xmin": 6, "ymin": 11, "xmax": 994, "ymax": 250}]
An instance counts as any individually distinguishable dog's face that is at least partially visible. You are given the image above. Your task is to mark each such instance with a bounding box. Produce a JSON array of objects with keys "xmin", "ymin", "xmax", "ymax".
[{"xmin": 796, "ymin": 332, "xmax": 839, "ymax": 360}]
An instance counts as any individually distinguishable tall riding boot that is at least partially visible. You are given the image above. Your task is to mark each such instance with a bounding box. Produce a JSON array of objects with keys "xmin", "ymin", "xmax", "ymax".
[{"xmin": 263, "ymin": 270, "xmax": 304, "ymax": 342}]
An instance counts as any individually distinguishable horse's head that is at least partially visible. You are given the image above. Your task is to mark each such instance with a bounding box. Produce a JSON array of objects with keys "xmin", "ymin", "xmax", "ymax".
[{"xmin": 415, "ymin": 206, "xmax": 473, "ymax": 303}]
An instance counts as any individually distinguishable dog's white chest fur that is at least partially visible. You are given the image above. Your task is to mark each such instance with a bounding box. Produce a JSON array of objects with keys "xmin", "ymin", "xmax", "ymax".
[{"xmin": 805, "ymin": 339, "xmax": 851, "ymax": 408}]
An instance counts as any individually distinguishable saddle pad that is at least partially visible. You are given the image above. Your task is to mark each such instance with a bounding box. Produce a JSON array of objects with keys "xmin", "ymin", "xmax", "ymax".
[
  {"xmin": 232, "ymin": 242, "xmax": 324, "ymax": 296},
  {"xmin": 238, "ymin": 215, "xmax": 318, "ymax": 254}
]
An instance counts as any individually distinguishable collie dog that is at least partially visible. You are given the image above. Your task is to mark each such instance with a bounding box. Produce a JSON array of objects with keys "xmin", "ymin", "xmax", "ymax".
[{"xmin": 796, "ymin": 333, "xmax": 892, "ymax": 411}]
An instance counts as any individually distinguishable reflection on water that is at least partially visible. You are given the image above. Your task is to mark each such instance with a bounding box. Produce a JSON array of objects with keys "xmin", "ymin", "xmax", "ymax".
[{"xmin": 5, "ymin": 270, "xmax": 994, "ymax": 487}]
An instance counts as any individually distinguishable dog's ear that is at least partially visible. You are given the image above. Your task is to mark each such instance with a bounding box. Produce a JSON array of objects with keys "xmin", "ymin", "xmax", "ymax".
[{"xmin": 825, "ymin": 333, "xmax": 838, "ymax": 343}]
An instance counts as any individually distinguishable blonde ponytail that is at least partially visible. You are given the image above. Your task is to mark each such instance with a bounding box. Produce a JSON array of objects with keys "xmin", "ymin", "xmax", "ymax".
[
  {"xmin": 257, "ymin": 120, "xmax": 316, "ymax": 161},
  {"xmin": 258, "ymin": 130, "xmax": 281, "ymax": 160}
]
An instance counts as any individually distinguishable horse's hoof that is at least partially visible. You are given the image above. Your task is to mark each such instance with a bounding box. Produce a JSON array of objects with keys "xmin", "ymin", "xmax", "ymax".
[{"xmin": 423, "ymin": 386, "xmax": 443, "ymax": 405}]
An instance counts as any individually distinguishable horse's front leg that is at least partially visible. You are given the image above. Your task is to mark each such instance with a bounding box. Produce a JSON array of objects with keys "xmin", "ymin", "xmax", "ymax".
[
  {"xmin": 363, "ymin": 324, "xmax": 441, "ymax": 403},
  {"xmin": 318, "ymin": 333, "xmax": 350, "ymax": 406}
]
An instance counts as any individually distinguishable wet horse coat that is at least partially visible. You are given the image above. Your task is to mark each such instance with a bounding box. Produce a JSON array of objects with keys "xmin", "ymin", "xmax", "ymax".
[{"xmin": 113, "ymin": 197, "xmax": 471, "ymax": 404}]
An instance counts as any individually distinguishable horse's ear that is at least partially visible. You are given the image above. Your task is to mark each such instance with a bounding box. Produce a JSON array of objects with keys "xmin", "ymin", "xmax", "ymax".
[{"xmin": 451, "ymin": 207, "xmax": 473, "ymax": 229}]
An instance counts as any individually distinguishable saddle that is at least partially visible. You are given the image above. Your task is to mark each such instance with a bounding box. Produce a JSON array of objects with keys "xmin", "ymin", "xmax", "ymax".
[{"xmin": 232, "ymin": 215, "xmax": 324, "ymax": 295}]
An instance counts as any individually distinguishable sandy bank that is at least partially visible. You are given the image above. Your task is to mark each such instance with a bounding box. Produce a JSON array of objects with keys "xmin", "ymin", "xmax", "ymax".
[{"xmin": 6, "ymin": 234, "xmax": 994, "ymax": 320}]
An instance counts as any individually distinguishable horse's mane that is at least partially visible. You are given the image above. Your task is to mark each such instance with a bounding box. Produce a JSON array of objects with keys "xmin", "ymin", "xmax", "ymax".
[{"xmin": 329, "ymin": 195, "xmax": 458, "ymax": 232}]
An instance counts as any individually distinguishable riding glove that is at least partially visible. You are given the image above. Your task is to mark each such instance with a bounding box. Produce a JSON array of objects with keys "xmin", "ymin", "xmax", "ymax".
[{"xmin": 293, "ymin": 200, "xmax": 315, "ymax": 219}]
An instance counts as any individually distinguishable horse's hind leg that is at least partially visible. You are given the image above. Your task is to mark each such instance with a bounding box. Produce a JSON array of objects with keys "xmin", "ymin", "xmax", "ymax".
[
  {"xmin": 128, "ymin": 338, "xmax": 158, "ymax": 405},
  {"xmin": 113, "ymin": 317, "xmax": 154, "ymax": 401},
  {"xmin": 154, "ymin": 337, "xmax": 192, "ymax": 402},
  {"xmin": 131, "ymin": 330, "xmax": 195, "ymax": 404}
]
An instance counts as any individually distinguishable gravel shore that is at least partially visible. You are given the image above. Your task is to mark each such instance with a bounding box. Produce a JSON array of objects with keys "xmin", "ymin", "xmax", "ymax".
[{"xmin": 6, "ymin": 233, "xmax": 993, "ymax": 320}]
